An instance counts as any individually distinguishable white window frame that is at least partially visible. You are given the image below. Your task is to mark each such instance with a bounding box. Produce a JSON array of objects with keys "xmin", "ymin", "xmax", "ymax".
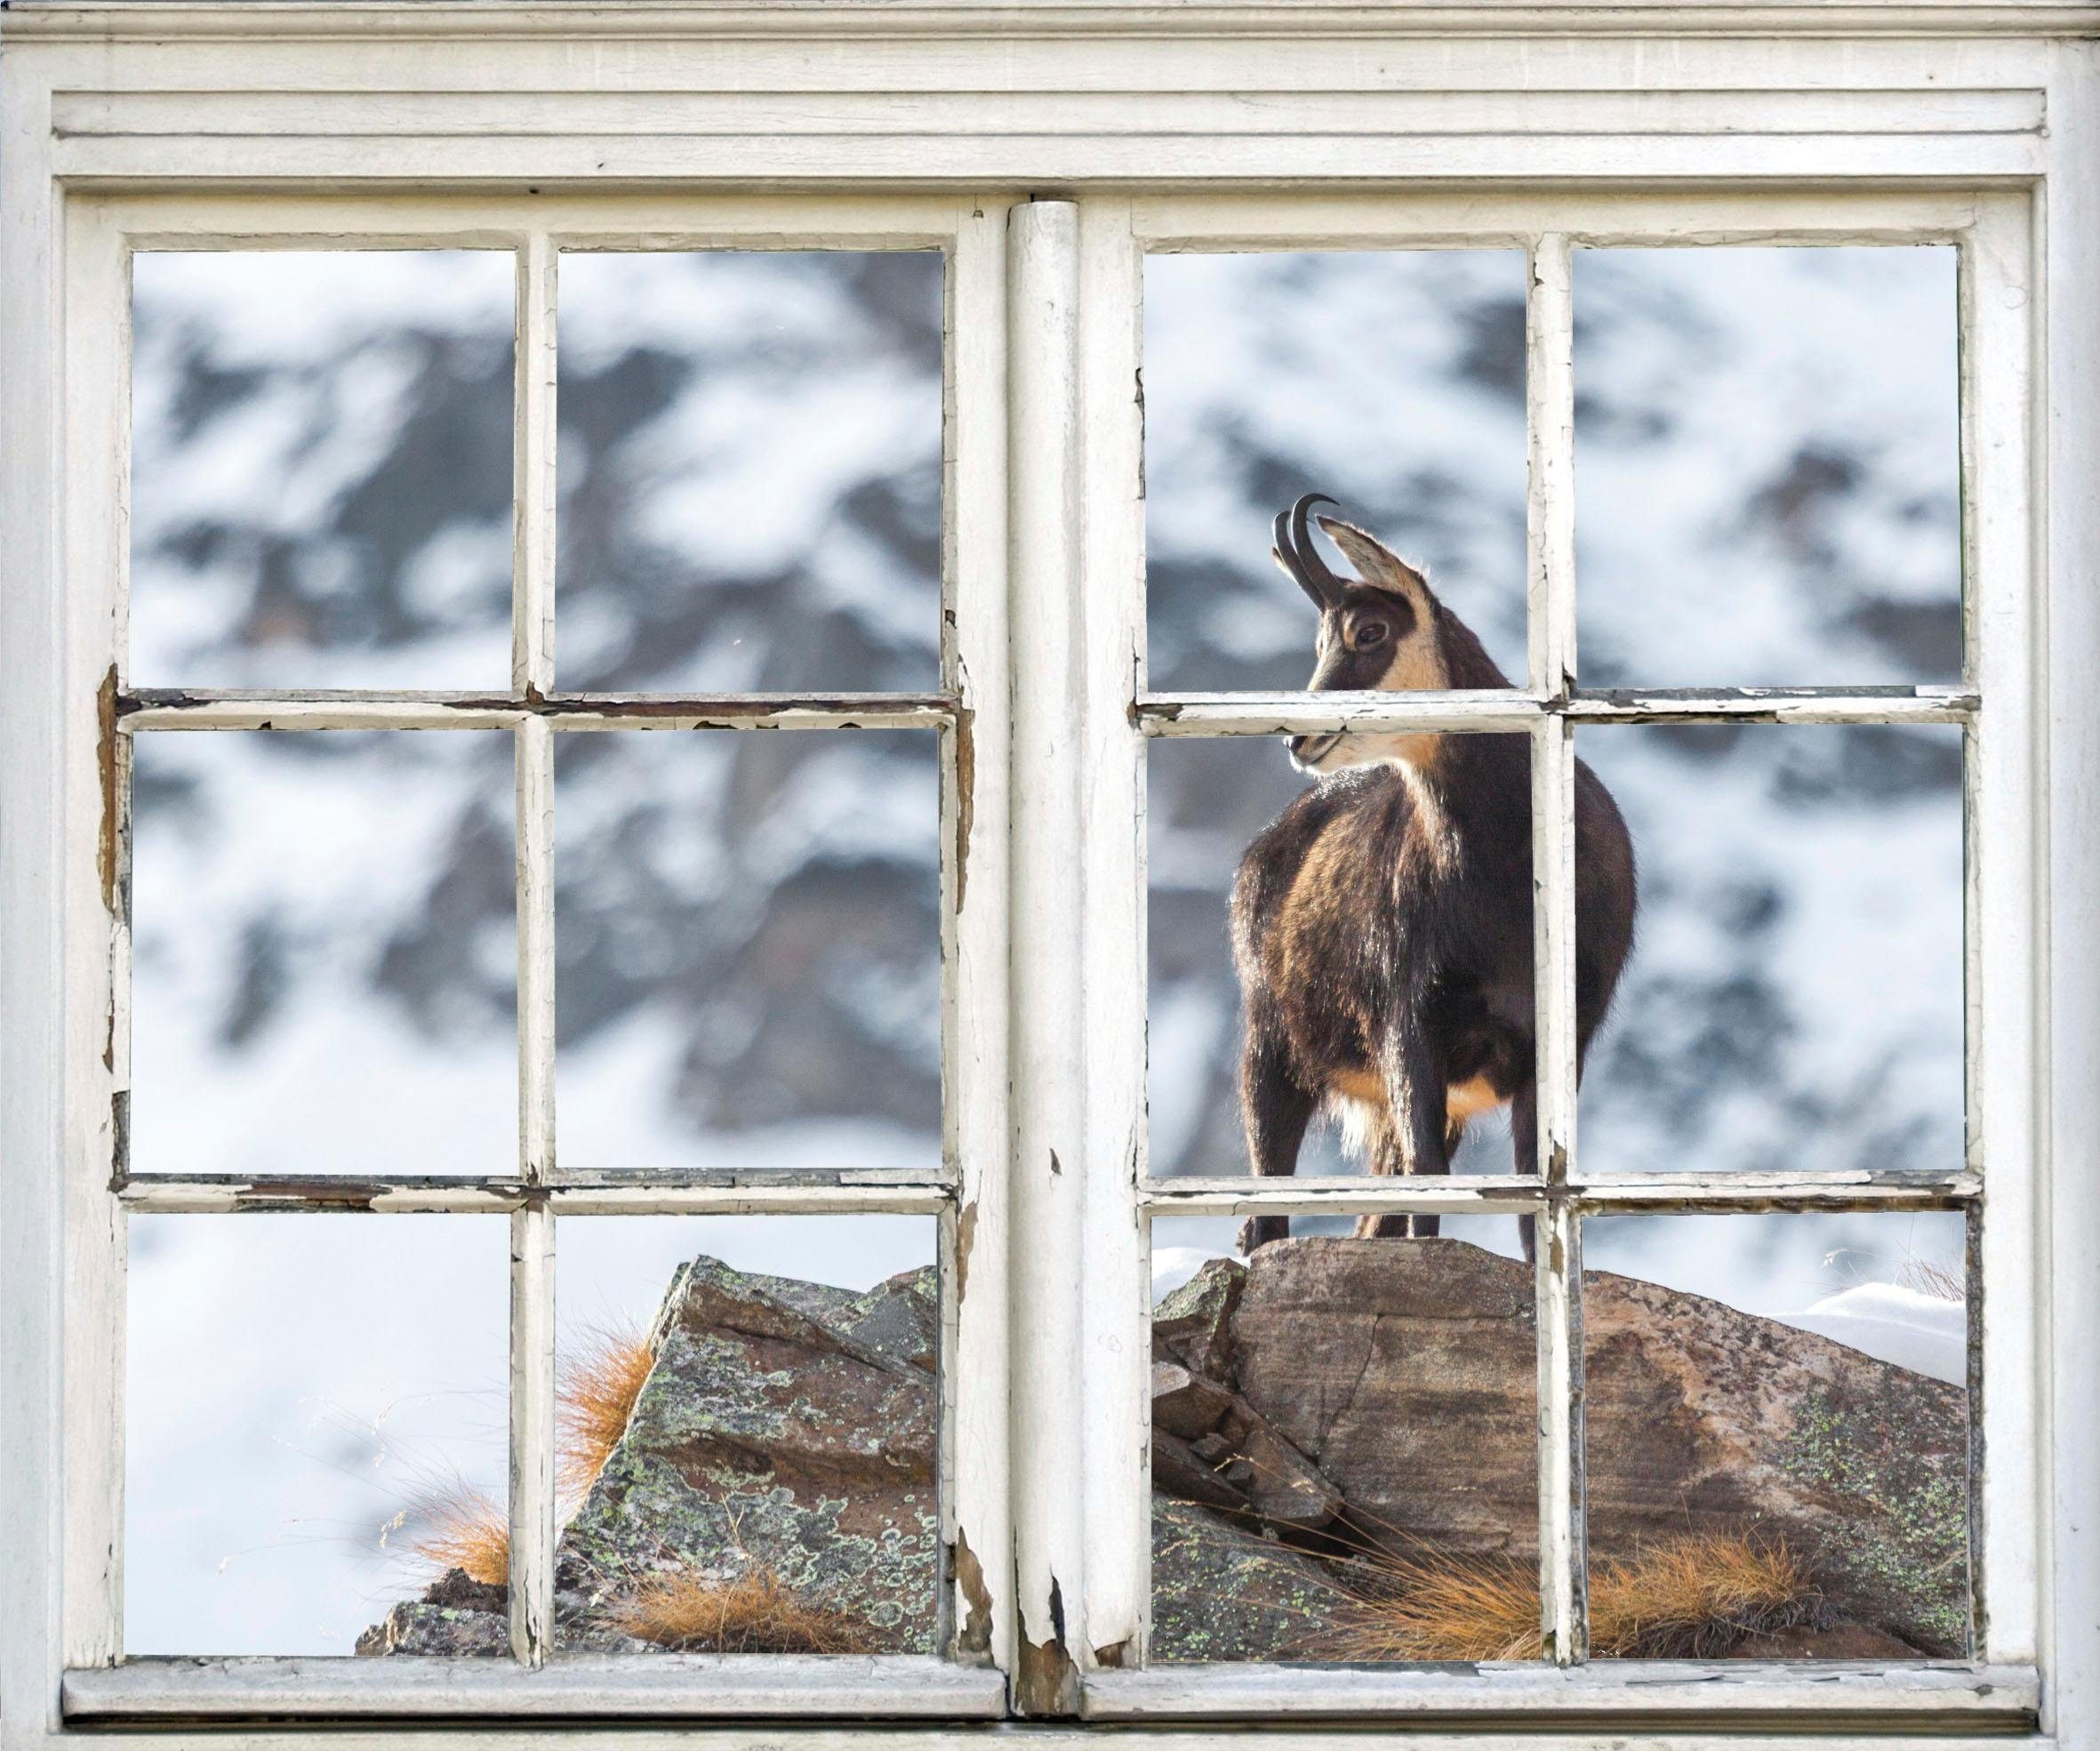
[{"xmin": 3, "ymin": 6, "xmax": 2096, "ymax": 1747}]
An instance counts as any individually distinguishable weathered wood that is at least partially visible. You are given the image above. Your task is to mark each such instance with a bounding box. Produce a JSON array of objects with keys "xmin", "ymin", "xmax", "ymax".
[
  {"xmin": 935, "ymin": 197, "xmax": 1015, "ymax": 1672},
  {"xmin": 60, "ymin": 189, "xmax": 130, "ymax": 1675},
  {"xmin": 1137, "ymin": 686, "xmax": 1979, "ymax": 737},
  {"xmin": 1527, "ymin": 232, "xmax": 1583, "ymax": 1668},
  {"xmin": 1967, "ymin": 190, "xmax": 2043, "ymax": 1665},
  {"xmin": 61, "ymin": 1655, "xmax": 1009, "ymax": 1720},
  {"xmin": 1141, "ymin": 1169, "xmax": 1978, "ymax": 1215},
  {"xmin": 1076, "ymin": 196, "xmax": 1150, "ymax": 1674},
  {"xmin": 116, "ymin": 689, "xmax": 956, "ymax": 732},
  {"xmin": 116, "ymin": 1171, "xmax": 956, "ymax": 1216},
  {"xmin": 1006, "ymin": 196, "xmax": 1085, "ymax": 1717},
  {"xmin": 508, "ymin": 1205, "xmax": 557, "ymax": 1667},
  {"xmin": 509, "ymin": 255, "xmax": 561, "ymax": 1663},
  {"xmin": 1078, "ymin": 1660, "xmax": 2040, "ymax": 1727}
]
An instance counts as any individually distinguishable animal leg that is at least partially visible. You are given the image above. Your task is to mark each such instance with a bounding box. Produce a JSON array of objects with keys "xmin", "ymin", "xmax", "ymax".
[
  {"xmin": 1511, "ymin": 1080, "xmax": 1539, "ymax": 1265},
  {"xmin": 1352, "ymin": 1119, "xmax": 1412, "ymax": 1240},
  {"xmin": 1357, "ymin": 1018, "xmax": 1449, "ymax": 1240},
  {"xmin": 1238, "ymin": 1012, "xmax": 1316, "ymax": 1256}
]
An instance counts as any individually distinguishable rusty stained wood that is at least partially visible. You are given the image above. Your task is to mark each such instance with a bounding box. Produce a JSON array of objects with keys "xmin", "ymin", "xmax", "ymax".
[
  {"xmin": 116, "ymin": 688, "xmax": 957, "ymax": 732},
  {"xmin": 114, "ymin": 1169, "xmax": 957, "ymax": 1216},
  {"xmin": 938, "ymin": 198, "xmax": 1016, "ymax": 1674},
  {"xmin": 1142, "ymin": 1169, "xmax": 1980, "ymax": 1216},
  {"xmin": 1136, "ymin": 685, "xmax": 1979, "ymax": 737},
  {"xmin": 63, "ymin": 195, "xmax": 132, "ymax": 1672}
]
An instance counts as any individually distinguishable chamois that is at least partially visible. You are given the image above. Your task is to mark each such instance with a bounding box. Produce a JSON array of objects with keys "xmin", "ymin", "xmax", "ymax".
[{"xmin": 1230, "ymin": 494, "xmax": 1637, "ymax": 1260}]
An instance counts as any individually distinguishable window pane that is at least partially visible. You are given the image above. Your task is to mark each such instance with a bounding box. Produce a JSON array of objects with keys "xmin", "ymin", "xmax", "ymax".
[
  {"xmin": 1150, "ymin": 1219, "xmax": 1536, "ymax": 1661},
  {"xmin": 556, "ymin": 251, "xmax": 942, "ymax": 693},
  {"xmin": 1144, "ymin": 251, "xmax": 1527, "ymax": 695},
  {"xmin": 130, "ymin": 251, "xmax": 516, "ymax": 689},
  {"xmin": 127, "ymin": 1215, "xmax": 508, "ymax": 1656},
  {"xmin": 1584, "ymin": 1212, "xmax": 1970, "ymax": 1659},
  {"xmin": 1574, "ymin": 246, "xmax": 1960, "ymax": 687},
  {"xmin": 1148, "ymin": 735, "xmax": 1535, "ymax": 1185},
  {"xmin": 1577, "ymin": 724, "xmax": 1963, "ymax": 1177},
  {"xmin": 435, "ymin": 1216, "xmax": 928, "ymax": 1657},
  {"xmin": 554, "ymin": 730, "xmax": 941, "ymax": 1169},
  {"xmin": 130, "ymin": 731, "xmax": 517, "ymax": 1177}
]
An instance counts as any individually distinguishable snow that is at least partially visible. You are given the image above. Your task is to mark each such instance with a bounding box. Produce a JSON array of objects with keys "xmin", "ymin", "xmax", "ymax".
[{"xmin": 1788, "ymin": 1282, "xmax": 1967, "ymax": 1386}]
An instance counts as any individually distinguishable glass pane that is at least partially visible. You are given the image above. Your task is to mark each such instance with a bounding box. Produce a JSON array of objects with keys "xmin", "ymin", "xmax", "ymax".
[
  {"xmin": 1150, "ymin": 1217, "xmax": 1536, "ymax": 1661},
  {"xmin": 1578, "ymin": 724, "xmax": 1963, "ymax": 1177},
  {"xmin": 1149, "ymin": 735, "xmax": 1535, "ymax": 1190},
  {"xmin": 130, "ymin": 251, "xmax": 516, "ymax": 689},
  {"xmin": 126, "ymin": 1215, "xmax": 508, "ymax": 1656},
  {"xmin": 556, "ymin": 251, "xmax": 943, "ymax": 693},
  {"xmin": 1574, "ymin": 246, "xmax": 1960, "ymax": 687},
  {"xmin": 537, "ymin": 1216, "xmax": 938, "ymax": 1654},
  {"xmin": 554, "ymin": 730, "xmax": 940, "ymax": 1169},
  {"xmin": 130, "ymin": 731, "xmax": 517, "ymax": 1177},
  {"xmin": 1144, "ymin": 250, "xmax": 1527, "ymax": 695},
  {"xmin": 1584, "ymin": 1212, "xmax": 1970, "ymax": 1659}
]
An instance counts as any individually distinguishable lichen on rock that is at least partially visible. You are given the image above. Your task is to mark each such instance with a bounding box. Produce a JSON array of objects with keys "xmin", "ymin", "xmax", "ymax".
[{"xmin": 361, "ymin": 1237, "xmax": 1970, "ymax": 1664}]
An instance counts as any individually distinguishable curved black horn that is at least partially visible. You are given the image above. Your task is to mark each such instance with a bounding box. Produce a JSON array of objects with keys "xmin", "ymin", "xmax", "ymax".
[{"xmin": 1274, "ymin": 491, "xmax": 1346, "ymax": 610}]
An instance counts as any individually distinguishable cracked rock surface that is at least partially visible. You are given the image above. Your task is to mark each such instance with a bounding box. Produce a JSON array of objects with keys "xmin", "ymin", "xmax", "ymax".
[
  {"xmin": 363, "ymin": 1237, "xmax": 1968, "ymax": 1661},
  {"xmin": 1151, "ymin": 1238, "xmax": 1968, "ymax": 1659}
]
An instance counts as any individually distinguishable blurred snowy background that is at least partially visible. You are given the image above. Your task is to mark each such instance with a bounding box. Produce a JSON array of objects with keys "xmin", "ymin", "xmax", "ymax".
[
  {"xmin": 1143, "ymin": 246, "xmax": 1964, "ymax": 1236},
  {"xmin": 125, "ymin": 242, "xmax": 1965, "ymax": 1652}
]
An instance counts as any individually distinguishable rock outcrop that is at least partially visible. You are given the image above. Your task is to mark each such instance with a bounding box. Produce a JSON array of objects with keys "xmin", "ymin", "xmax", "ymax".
[
  {"xmin": 1149, "ymin": 1238, "xmax": 1968, "ymax": 1659},
  {"xmin": 364, "ymin": 1237, "xmax": 1968, "ymax": 1661},
  {"xmin": 360, "ymin": 1257, "xmax": 941, "ymax": 1657}
]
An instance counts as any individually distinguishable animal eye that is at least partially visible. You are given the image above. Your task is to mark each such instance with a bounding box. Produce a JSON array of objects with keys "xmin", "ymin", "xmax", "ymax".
[{"xmin": 1355, "ymin": 621, "xmax": 1388, "ymax": 650}]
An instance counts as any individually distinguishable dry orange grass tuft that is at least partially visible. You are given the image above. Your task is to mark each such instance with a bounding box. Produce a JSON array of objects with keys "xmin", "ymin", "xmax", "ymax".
[
  {"xmin": 1302, "ymin": 1530, "xmax": 1816, "ymax": 1662},
  {"xmin": 409, "ymin": 1488, "xmax": 509, "ymax": 1587},
  {"xmin": 403, "ymin": 1327, "xmax": 653, "ymax": 1589},
  {"xmin": 1900, "ymin": 1256, "xmax": 1965, "ymax": 1304},
  {"xmin": 558, "ymin": 1322, "xmax": 658, "ymax": 1501},
  {"xmin": 610, "ymin": 1567, "xmax": 878, "ymax": 1654},
  {"xmin": 1590, "ymin": 1530, "xmax": 1818, "ymax": 1658}
]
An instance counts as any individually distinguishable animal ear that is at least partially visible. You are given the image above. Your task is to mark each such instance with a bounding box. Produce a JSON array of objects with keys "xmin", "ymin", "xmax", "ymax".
[{"xmin": 1317, "ymin": 516, "xmax": 1430, "ymax": 600}]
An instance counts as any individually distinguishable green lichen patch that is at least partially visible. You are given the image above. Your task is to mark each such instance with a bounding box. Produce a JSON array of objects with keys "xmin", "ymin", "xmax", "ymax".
[{"xmin": 1778, "ymin": 1385, "xmax": 1969, "ymax": 1656}]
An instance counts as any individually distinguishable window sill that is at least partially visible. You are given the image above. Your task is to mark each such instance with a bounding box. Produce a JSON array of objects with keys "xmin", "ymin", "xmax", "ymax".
[
  {"xmin": 61, "ymin": 1654, "xmax": 1008, "ymax": 1723},
  {"xmin": 1079, "ymin": 1660, "xmax": 2040, "ymax": 1733}
]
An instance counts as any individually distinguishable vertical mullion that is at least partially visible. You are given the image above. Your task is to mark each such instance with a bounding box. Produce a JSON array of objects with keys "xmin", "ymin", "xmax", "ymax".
[
  {"xmin": 1527, "ymin": 230, "xmax": 1585, "ymax": 1665},
  {"xmin": 1006, "ymin": 197, "xmax": 1085, "ymax": 1716},
  {"xmin": 508, "ymin": 231, "xmax": 558, "ymax": 1669},
  {"xmin": 940, "ymin": 201, "xmax": 1015, "ymax": 1677},
  {"xmin": 1075, "ymin": 197, "xmax": 1149, "ymax": 1675}
]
